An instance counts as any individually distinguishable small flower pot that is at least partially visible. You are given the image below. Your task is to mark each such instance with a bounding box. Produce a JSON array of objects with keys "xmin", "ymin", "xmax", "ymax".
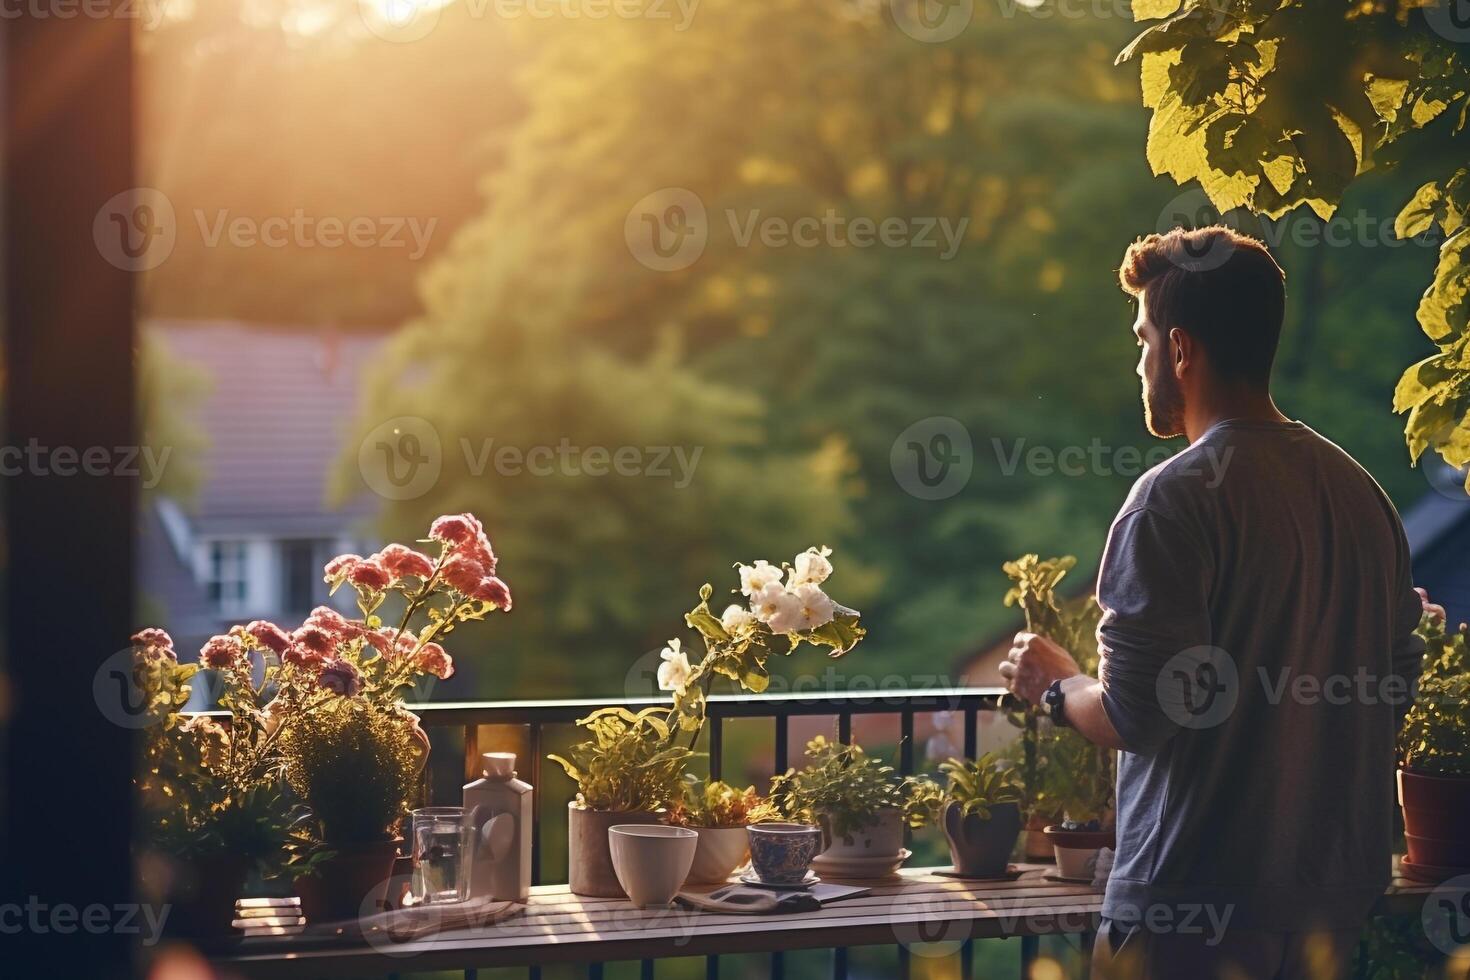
[
  {"xmin": 294, "ymin": 837, "xmax": 403, "ymax": 924},
  {"xmin": 818, "ymin": 806, "xmax": 905, "ymax": 860},
  {"xmin": 608, "ymin": 825, "xmax": 699, "ymax": 907},
  {"xmin": 150, "ymin": 850, "xmax": 251, "ymax": 939},
  {"xmin": 1042, "ymin": 825, "xmax": 1115, "ymax": 881},
  {"xmin": 1024, "ymin": 812, "xmax": 1059, "ymax": 860},
  {"xmin": 1398, "ymin": 769, "xmax": 1470, "ymax": 881},
  {"xmin": 685, "ymin": 826, "xmax": 751, "ymax": 885},
  {"xmin": 943, "ymin": 801, "xmax": 1022, "ymax": 878},
  {"xmin": 567, "ymin": 803, "xmax": 664, "ymax": 897}
]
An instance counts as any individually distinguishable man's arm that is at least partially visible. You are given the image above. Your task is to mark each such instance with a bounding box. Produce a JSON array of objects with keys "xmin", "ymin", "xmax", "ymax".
[{"xmin": 998, "ymin": 638, "xmax": 1129, "ymax": 750}]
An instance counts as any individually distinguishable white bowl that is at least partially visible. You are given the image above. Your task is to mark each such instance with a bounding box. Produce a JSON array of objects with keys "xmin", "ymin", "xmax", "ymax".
[{"xmin": 608, "ymin": 825, "xmax": 698, "ymax": 907}]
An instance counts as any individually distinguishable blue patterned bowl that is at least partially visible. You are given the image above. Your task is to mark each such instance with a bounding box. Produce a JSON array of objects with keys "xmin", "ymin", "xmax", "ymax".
[{"xmin": 746, "ymin": 822, "xmax": 822, "ymax": 884}]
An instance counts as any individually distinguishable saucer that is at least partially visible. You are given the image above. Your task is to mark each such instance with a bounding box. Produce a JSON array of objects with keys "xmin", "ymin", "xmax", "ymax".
[
  {"xmin": 810, "ymin": 848, "xmax": 911, "ymax": 880},
  {"xmin": 739, "ymin": 871, "xmax": 820, "ymax": 890},
  {"xmin": 1042, "ymin": 871, "xmax": 1095, "ymax": 885}
]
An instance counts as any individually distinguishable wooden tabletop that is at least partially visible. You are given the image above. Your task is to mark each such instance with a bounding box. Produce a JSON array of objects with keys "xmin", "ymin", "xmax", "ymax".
[{"xmin": 209, "ymin": 862, "xmax": 1439, "ymax": 979}]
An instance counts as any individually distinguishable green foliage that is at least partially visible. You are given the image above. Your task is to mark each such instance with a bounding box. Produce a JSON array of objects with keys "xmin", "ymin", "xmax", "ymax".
[
  {"xmin": 666, "ymin": 779, "xmax": 781, "ymax": 829},
  {"xmin": 282, "ymin": 699, "xmax": 420, "ymax": 847},
  {"xmin": 768, "ymin": 736, "xmax": 927, "ymax": 843},
  {"xmin": 1119, "ymin": 0, "xmax": 1470, "ymax": 484},
  {"xmin": 1000, "ymin": 555, "xmax": 1115, "ymax": 823},
  {"xmin": 1352, "ymin": 915, "xmax": 1453, "ymax": 979},
  {"xmin": 918, "ymin": 754, "xmax": 1027, "ymax": 825},
  {"xmin": 1398, "ymin": 613, "xmax": 1470, "ymax": 777},
  {"xmin": 548, "ymin": 706, "xmax": 698, "ymax": 812}
]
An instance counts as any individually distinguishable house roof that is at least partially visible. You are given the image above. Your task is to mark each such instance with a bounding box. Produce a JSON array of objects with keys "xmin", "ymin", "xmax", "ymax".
[{"xmin": 149, "ymin": 319, "xmax": 388, "ymax": 537}]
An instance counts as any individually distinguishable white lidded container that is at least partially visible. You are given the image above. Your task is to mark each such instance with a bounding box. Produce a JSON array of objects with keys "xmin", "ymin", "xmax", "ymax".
[{"xmin": 462, "ymin": 751, "xmax": 533, "ymax": 903}]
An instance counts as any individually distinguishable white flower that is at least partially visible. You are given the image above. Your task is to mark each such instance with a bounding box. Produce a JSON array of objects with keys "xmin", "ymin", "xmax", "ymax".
[
  {"xmin": 721, "ymin": 604, "xmax": 756, "ymax": 634},
  {"xmin": 657, "ymin": 638, "xmax": 693, "ymax": 693},
  {"xmin": 750, "ymin": 583, "xmax": 800, "ymax": 628},
  {"xmin": 789, "ymin": 546, "xmax": 833, "ymax": 587},
  {"xmin": 738, "ymin": 559, "xmax": 784, "ymax": 596},
  {"xmin": 782, "ymin": 583, "xmax": 835, "ymax": 633}
]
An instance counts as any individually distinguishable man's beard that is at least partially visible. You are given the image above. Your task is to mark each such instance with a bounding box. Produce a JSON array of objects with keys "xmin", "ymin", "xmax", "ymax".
[{"xmin": 1142, "ymin": 369, "xmax": 1186, "ymax": 440}]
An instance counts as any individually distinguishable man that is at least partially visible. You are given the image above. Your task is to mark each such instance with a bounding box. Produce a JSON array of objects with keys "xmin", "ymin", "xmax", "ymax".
[{"xmin": 999, "ymin": 226, "xmax": 1427, "ymax": 979}]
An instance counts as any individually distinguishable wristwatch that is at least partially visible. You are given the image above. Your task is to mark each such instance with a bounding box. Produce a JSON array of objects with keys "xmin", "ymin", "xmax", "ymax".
[{"xmin": 1042, "ymin": 679, "xmax": 1070, "ymax": 727}]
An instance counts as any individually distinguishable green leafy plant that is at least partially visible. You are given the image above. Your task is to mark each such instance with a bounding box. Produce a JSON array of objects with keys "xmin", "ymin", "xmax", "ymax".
[
  {"xmin": 1116, "ymin": 0, "xmax": 1470, "ymax": 487},
  {"xmin": 1397, "ymin": 613, "xmax": 1470, "ymax": 777},
  {"xmin": 910, "ymin": 754, "xmax": 1026, "ymax": 827},
  {"xmin": 768, "ymin": 736, "xmax": 928, "ymax": 843},
  {"xmin": 666, "ymin": 779, "xmax": 781, "ymax": 829},
  {"xmin": 548, "ymin": 707, "xmax": 697, "ymax": 812},
  {"xmin": 1000, "ymin": 555, "xmax": 1115, "ymax": 826},
  {"xmin": 281, "ymin": 699, "xmax": 422, "ymax": 873}
]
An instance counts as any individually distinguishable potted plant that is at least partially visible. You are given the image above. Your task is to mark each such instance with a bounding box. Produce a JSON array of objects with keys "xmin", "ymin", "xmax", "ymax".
[
  {"xmin": 1396, "ymin": 603, "xmax": 1470, "ymax": 882},
  {"xmin": 1037, "ymin": 722, "xmax": 1117, "ymax": 881},
  {"xmin": 282, "ymin": 698, "xmax": 423, "ymax": 921},
  {"xmin": 667, "ymin": 779, "xmax": 781, "ymax": 884},
  {"xmin": 552, "ymin": 547, "xmax": 865, "ymax": 896},
  {"xmin": 910, "ymin": 755, "xmax": 1025, "ymax": 878},
  {"xmin": 769, "ymin": 736, "xmax": 927, "ymax": 877},
  {"xmin": 999, "ymin": 554, "xmax": 1113, "ymax": 861}
]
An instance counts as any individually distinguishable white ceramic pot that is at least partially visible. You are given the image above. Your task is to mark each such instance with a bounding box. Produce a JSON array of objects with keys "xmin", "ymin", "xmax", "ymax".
[
  {"xmin": 1053, "ymin": 845, "xmax": 1102, "ymax": 880},
  {"xmin": 608, "ymin": 825, "xmax": 698, "ymax": 908},
  {"xmin": 686, "ymin": 827, "xmax": 750, "ymax": 885},
  {"xmin": 819, "ymin": 806, "xmax": 905, "ymax": 860}
]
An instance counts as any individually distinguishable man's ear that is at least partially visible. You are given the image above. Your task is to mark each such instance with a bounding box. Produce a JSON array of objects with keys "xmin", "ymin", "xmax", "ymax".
[{"xmin": 1168, "ymin": 326, "xmax": 1192, "ymax": 379}]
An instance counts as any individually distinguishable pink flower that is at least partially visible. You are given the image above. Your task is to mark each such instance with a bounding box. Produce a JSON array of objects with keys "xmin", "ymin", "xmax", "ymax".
[
  {"xmin": 429, "ymin": 513, "xmax": 479, "ymax": 547},
  {"xmin": 440, "ymin": 555, "xmax": 486, "ymax": 594},
  {"xmin": 466, "ymin": 533, "xmax": 497, "ymax": 574},
  {"xmin": 347, "ymin": 558, "xmax": 391, "ymax": 592},
  {"xmin": 292, "ymin": 625, "xmax": 337, "ymax": 659},
  {"xmin": 322, "ymin": 553, "xmax": 362, "ymax": 584},
  {"xmin": 363, "ymin": 628, "xmax": 395, "ymax": 656},
  {"xmin": 1416, "ymin": 587, "xmax": 1447, "ymax": 626},
  {"xmin": 245, "ymin": 620, "xmax": 292, "ymax": 655},
  {"xmin": 317, "ymin": 657, "xmax": 363, "ymax": 697},
  {"xmin": 471, "ymin": 576, "xmax": 513, "ymax": 610},
  {"xmin": 413, "ymin": 642, "xmax": 454, "ymax": 680},
  {"xmin": 393, "ymin": 630, "xmax": 420, "ymax": 659},
  {"xmin": 130, "ymin": 628, "xmax": 177, "ymax": 662},
  {"xmin": 304, "ymin": 605, "xmax": 365, "ymax": 641},
  {"xmin": 375, "ymin": 544, "xmax": 436, "ymax": 582},
  {"xmin": 199, "ymin": 633, "xmax": 246, "ymax": 671}
]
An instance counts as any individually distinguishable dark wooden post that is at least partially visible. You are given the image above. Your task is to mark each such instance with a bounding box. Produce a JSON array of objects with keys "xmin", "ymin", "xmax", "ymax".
[{"xmin": 4, "ymin": 9, "xmax": 136, "ymax": 978}]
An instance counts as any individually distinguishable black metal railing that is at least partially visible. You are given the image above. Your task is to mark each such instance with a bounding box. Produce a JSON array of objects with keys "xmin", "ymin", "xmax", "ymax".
[{"xmin": 387, "ymin": 686, "xmax": 1036, "ymax": 980}]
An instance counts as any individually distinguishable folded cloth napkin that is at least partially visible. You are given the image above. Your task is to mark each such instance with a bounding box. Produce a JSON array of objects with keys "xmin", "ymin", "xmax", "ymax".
[{"xmin": 676, "ymin": 885, "xmax": 821, "ymax": 915}]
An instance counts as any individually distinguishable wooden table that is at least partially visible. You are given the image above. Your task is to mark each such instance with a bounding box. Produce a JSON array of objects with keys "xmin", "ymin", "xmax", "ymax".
[{"xmin": 209, "ymin": 862, "xmax": 1440, "ymax": 979}]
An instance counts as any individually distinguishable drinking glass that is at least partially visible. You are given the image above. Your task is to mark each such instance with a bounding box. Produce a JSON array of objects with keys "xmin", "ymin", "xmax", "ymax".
[{"xmin": 411, "ymin": 806, "xmax": 474, "ymax": 905}]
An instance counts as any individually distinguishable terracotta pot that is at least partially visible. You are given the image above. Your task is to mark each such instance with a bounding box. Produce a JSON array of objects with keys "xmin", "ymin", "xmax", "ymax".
[
  {"xmin": 1399, "ymin": 769, "xmax": 1470, "ymax": 875},
  {"xmin": 943, "ymin": 801, "xmax": 1022, "ymax": 877},
  {"xmin": 685, "ymin": 826, "xmax": 750, "ymax": 885},
  {"xmin": 567, "ymin": 804, "xmax": 664, "ymax": 897},
  {"xmin": 294, "ymin": 837, "xmax": 402, "ymax": 924},
  {"xmin": 818, "ymin": 807, "xmax": 905, "ymax": 859},
  {"xmin": 1024, "ymin": 812, "xmax": 1058, "ymax": 860},
  {"xmin": 1042, "ymin": 825, "xmax": 1116, "ymax": 881},
  {"xmin": 159, "ymin": 851, "xmax": 251, "ymax": 939}
]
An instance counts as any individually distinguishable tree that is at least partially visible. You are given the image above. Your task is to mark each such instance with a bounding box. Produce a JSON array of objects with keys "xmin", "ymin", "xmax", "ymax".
[{"xmin": 1118, "ymin": 0, "xmax": 1470, "ymax": 489}]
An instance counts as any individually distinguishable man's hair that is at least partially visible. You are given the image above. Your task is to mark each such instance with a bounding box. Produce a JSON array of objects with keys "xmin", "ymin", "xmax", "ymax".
[{"xmin": 1118, "ymin": 226, "xmax": 1286, "ymax": 387}]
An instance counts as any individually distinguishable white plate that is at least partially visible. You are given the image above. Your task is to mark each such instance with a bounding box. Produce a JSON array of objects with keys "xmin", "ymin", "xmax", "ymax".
[
  {"xmin": 738, "ymin": 870, "xmax": 820, "ymax": 890},
  {"xmin": 811, "ymin": 848, "xmax": 911, "ymax": 879}
]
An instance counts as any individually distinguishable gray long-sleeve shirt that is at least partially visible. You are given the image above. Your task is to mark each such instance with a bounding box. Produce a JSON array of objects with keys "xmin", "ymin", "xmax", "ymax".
[{"xmin": 1097, "ymin": 419, "xmax": 1425, "ymax": 932}]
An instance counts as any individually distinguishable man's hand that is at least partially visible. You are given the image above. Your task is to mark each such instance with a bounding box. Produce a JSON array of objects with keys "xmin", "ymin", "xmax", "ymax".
[{"xmin": 999, "ymin": 631, "xmax": 1083, "ymax": 704}]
